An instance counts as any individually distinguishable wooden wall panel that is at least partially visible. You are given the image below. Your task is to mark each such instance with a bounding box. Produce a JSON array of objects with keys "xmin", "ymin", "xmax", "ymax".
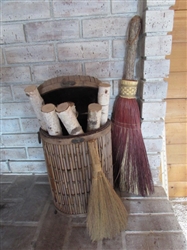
[
  {"xmin": 171, "ymin": 0, "xmax": 187, "ymax": 10},
  {"xmin": 165, "ymin": 99, "xmax": 187, "ymax": 123},
  {"xmin": 170, "ymin": 10, "xmax": 187, "ymax": 42},
  {"xmin": 166, "ymin": 72, "xmax": 187, "ymax": 98},
  {"xmin": 166, "ymin": 122, "xmax": 187, "ymax": 144},
  {"xmin": 168, "ymin": 164, "xmax": 187, "ymax": 182},
  {"xmin": 166, "ymin": 144, "xmax": 187, "ymax": 164},
  {"xmin": 169, "ymin": 182, "xmax": 187, "ymax": 197}
]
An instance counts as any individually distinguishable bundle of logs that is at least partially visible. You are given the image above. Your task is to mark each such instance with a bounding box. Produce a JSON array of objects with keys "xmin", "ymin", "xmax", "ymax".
[{"xmin": 24, "ymin": 83, "xmax": 111, "ymax": 135}]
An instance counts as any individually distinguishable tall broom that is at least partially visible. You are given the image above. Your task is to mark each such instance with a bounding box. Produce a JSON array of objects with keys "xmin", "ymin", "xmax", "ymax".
[
  {"xmin": 111, "ymin": 15, "xmax": 154, "ymax": 196},
  {"xmin": 87, "ymin": 139, "xmax": 128, "ymax": 242}
]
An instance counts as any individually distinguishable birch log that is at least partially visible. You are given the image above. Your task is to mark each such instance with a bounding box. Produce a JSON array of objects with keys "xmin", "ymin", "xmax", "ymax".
[
  {"xmin": 41, "ymin": 103, "xmax": 62, "ymax": 136},
  {"xmin": 56, "ymin": 102, "xmax": 84, "ymax": 135},
  {"xmin": 97, "ymin": 83, "xmax": 111, "ymax": 126},
  {"xmin": 68, "ymin": 102, "xmax": 78, "ymax": 117},
  {"xmin": 24, "ymin": 85, "xmax": 47, "ymax": 131},
  {"xmin": 87, "ymin": 103, "xmax": 102, "ymax": 131}
]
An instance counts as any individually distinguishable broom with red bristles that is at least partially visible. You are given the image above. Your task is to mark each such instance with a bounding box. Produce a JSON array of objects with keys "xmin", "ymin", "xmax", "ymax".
[{"xmin": 111, "ymin": 15, "xmax": 154, "ymax": 196}]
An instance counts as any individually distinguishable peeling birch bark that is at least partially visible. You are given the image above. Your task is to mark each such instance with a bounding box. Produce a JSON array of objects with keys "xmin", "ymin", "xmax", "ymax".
[
  {"xmin": 24, "ymin": 85, "xmax": 47, "ymax": 131},
  {"xmin": 41, "ymin": 104, "xmax": 62, "ymax": 136},
  {"xmin": 98, "ymin": 83, "xmax": 111, "ymax": 126},
  {"xmin": 56, "ymin": 102, "xmax": 84, "ymax": 135},
  {"xmin": 87, "ymin": 103, "xmax": 102, "ymax": 131}
]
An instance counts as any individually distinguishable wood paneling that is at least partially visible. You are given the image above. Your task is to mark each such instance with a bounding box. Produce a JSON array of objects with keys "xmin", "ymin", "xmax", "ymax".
[
  {"xmin": 166, "ymin": 144, "xmax": 187, "ymax": 164},
  {"xmin": 171, "ymin": 0, "xmax": 187, "ymax": 10},
  {"xmin": 166, "ymin": 72, "xmax": 187, "ymax": 98},
  {"xmin": 168, "ymin": 164, "xmax": 187, "ymax": 182},
  {"xmin": 166, "ymin": 122, "xmax": 187, "ymax": 144},
  {"xmin": 165, "ymin": 99, "xmax": 187, "ymax": 123},
  {"xmin": 166, "ymin": 0, "xmax": 187, "ymax": 198},
  {"xmin": 169, "ymin": 182, "xmax": 187, "ymax": 197},
  {"xmin": 169, "ymin": 10, "xmax": 187, "ymax": 42}
]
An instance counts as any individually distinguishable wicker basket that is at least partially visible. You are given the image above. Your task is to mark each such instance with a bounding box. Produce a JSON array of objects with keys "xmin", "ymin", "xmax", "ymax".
[{"xmin": 38, "ymin": 75, "xmax": 113, "ymax": 215}]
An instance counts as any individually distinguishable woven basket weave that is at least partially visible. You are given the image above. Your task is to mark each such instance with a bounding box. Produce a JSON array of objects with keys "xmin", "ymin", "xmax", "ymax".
[{"xmin": 39, "ymin": 75, "xmax": 113, "ymax": 215}]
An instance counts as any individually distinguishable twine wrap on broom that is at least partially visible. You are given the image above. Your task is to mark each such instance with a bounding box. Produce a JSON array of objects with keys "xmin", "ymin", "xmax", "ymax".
[{"xmin": 111, "ymin": 15, "xmax": 154, "ymax": 196}]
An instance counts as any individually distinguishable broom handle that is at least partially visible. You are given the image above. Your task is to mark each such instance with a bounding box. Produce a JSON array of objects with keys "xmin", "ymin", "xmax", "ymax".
[
  {"xmin": 88, "ymin": 140, "xmax": 102, "ymax": 178},
  {"xmin": 124, "ymin": 15, "xmax": 141, "ymax": 80}
]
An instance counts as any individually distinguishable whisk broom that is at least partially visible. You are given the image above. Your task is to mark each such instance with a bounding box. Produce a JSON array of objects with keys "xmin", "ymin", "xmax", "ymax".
[
  {"xmin": 111, "ymin": 15, "xmax": 154, "ymax": 196},
  {"xmin": 87, "ymin": 139, "xmax": 128, "ymax": 241}
]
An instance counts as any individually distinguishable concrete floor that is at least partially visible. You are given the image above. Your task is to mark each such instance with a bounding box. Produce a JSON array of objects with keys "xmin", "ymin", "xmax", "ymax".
[{"xmin": 0, "ymin": 174, "xmax": 187, "ymax": 250}]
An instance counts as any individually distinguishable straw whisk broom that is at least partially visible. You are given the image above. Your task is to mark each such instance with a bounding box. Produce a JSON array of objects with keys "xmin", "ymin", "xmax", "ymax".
[
  {"xmin": 87, "ymin": 139, "xmax": 128, "ymax": 242},
  {"xmin": 111, "ymin": 15, "xmax": 154, "ymax": 196}
]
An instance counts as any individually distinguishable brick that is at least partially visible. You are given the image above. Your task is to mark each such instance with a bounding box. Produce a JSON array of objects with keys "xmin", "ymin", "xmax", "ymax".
[
  {"xmin": 112, "ymin": 39, "xmax": 126, "ymax": 58},
  {"xmin": 1, "ymin": 102, "xmax": 35, "ymax": 118},
  {"xmin": 103, "ymin": 234, "xmax": 123, "ymax": 250},
  {"xmin": 0, "ymin": 66, "xmax": 31, "ymax": 83},
  {"xmin": 14, "ymin": 184, "xmax": 50, "ymax": 221},
  {"xmin": 139, "ymin": 80, "xmax": 168, "ymax": 99},
  {"xmin": 125, "ymin": 232, "xmax": 187, "ymax": 250},
  {"xmin": 141, "ymin": 120, "xmax": 164, "ymax": 138},
  {"xmin": 67, "ymin": 227, "xmax": 97, "ymax": 249},
  {"xmin": 25, "ymin": 20, "xmax": 79, "ymax": 42},
  {"xmin": 141, "ymin": 101, "xmax": 166, "ymax": 120},
  {"xmin": 53, "ymin": 1, "xmax": 109, "ymax": 17},
  {"xmin": 57, "ymin": 41, "xmax": 109, "ymax": 61},
  {"xmin": 83, "ymin": 17, "xmax": 130, "ymax": 38},
  {"xmin": 1, "ymin": 24, "xmax": 25, "ymax": 44},
  {"xmin": 33, "ymin": 63, "xmax": 82, "ymax": 81},
  {"xmin": 2, "ymin": 1, "xmax": 50, "ymax": 21},
  {"xmin": 0, "ymin": 162, "xmax": 9, "ymax": 173},
  {"xmin": 147, "ymin": 153, "xmax": 161, "ymax": 169},
  {"xmin": 85, "ymin": 61, "xmax": 124, "ymax": 78},
  {"xmin": 143, "ymin": 59, "xmax": 170, "ymax": 79},
  {"xmin": 123, "ymin": 199, "xmax": 173, "ymax": 214},
  {"xmin": 127, "ymin": 214, "xmax": 181, "ymax": 231},
  {"xmin": 5, "ymin": 44, "xmax": 55, "ymax": 64},
  {"xmin": 0, "ymin": 48, "xmax": 5, "ymax": 64},
  {"xmin": 146, "ymin": 0, "xmax": 175, "ymax": 8},
  {"xmin": 112, "ymin": 0, "xmax": 138, "ymax": 13},
  {"xmin": 9, "ymin": 161, "xmax": 47, "ymax": 173},
  {"xmin": 144, "ymin": 10, "xmax": 174, "ymax": 33},
  {"xmin": 142, "ymin": 35, "xmax": 172, "ymax": 56},
  {"xmin": 0, "ymin": 148, "xmax": 27, "ymax": 160},
  {"xmin": 0, "ymin": 119, "xmax": 21, "ymax": 133},
  {"xmin": 21, "ymin": 118, "xmax": 40, "ymax": 132},
  {"xmin": 12, "ymin": 84, "xmax": 31, "ymax": 101},
  {"xmin": 151, "ymin": 168, "xmax": 161, "ymax": 185},
  {"xmin": 27, "ymin": 147, "xmax": 44, "ymax": 160},
  {"xmin": 0, "ymin": 86, "xmax": 13, "ymax": 102},
  {"xmin": 35, "ymin": 203, "xmax": 69, "ymax": 249},
  {"xmin": 2, "ymin": 133, "xmax": 39, "ymax": 147},
  {"xmin": 1, "ymin": 226, "xmax": 36, "ymax": 250},
  {"xmin": 112, "ymin": 80, "xmax": 120, "ymax": 96},
  {"xmin": 4, "ymin": 175, "xmax": 34, "ymax": 199},
  {"xmin": 144, "ymin": 138, "xmax": 163, "ymax": 152}
]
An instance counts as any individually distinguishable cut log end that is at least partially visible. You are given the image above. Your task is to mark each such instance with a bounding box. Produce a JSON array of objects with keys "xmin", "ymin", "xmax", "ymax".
[
  {"xmin": 41, "ymin": 103, "xmax": 56, "ymax": 113},
  {"xmin": 56, "ymin": 102, "xmax": 69, "ymax": 113},
  {"xmin": 88, "ymin": 103, "xmax": 102, "ymax": 112},
  {"xmin": 24, "ymin": 85, "xmax": 37, "ymax": 94}
]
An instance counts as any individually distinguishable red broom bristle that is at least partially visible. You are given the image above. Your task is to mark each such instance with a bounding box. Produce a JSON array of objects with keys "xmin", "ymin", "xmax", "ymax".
[{"xmin": 112, "ymin": 96, "xmax": 154, "ymax": 197}]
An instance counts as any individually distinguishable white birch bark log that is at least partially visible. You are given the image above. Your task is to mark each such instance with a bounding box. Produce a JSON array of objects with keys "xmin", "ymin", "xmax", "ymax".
[
  {"xmin": 24, "ymin": 85, "xmax": 47, "ymax": 131},
  {"xmin": 68, "ymin": 102, "xmax": 78, "ymax": 117},
  {"xmin": 100, "ymin": 105, "xmax": 109, "ymax": 126},
  {"xmin": 97, "ymin": 83, "xmax": 111, "ymax": 125},
  {"xmin": 56, "ymin": 102, "xmax": 84, "ymax": 135},
  {"xmin": 41, "ymin": 103, "xmax": 62, "ymax": 136},
  {"xmin": 87, "ymin": 103, "xmax": 102, "ymax": 131}
]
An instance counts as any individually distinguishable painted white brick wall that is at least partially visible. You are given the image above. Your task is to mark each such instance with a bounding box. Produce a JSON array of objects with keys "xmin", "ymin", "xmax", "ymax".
[{"xmin": 0, "ymin": 0, "xmax": 175, "ymax": 186}]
